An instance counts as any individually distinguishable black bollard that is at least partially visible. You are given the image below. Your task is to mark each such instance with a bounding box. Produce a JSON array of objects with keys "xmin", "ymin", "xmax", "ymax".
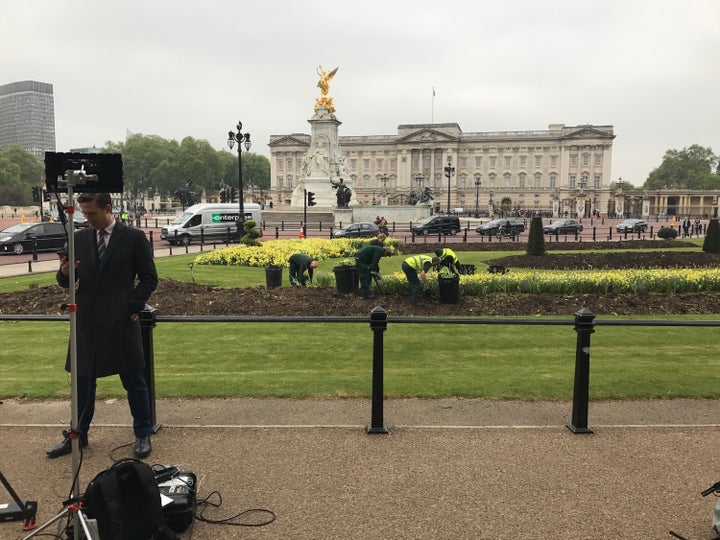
[
  {"xmin": 139, "ymin": 306, "xmax": 162, "ymax": 433},
  {"xmin": 367, "ymin": 306, "xmax": 389, "ymax": 434},
  {"xmin": 566, "ymin": 308, "xmax": 596, "ymax": 434}
]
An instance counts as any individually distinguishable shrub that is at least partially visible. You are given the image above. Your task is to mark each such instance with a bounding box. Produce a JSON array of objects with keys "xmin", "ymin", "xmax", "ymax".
[
  {"xmin": 657, "ymin": 227, "xmax": 678, "ymax": 240},
  {"xmin": 526, "ymin": 216, "xmax": 546, "ymax": 256},
  {"xmin": 241, "ymin": 219, "xmax": 262, "ymax": 246},
  {"xmin": 702, "ymin": 218, "xmax": 720, "ymax": 253}
]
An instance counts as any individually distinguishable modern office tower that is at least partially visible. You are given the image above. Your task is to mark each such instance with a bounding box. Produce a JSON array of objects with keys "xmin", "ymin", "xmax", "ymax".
[{"xmin": 0, "ymin": 80, "xmax": 56, "ymax": 159}]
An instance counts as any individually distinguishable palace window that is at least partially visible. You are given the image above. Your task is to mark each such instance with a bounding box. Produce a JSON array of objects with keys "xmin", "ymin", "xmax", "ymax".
[
  {"xmin": 582, "ymin": 154, "xmax": 590, "ymax": 167},
  {"xmin": 504, "ymin": 156, "xmax": 512, "ymax": 168},
  {"xmin": 278, "ymin": 160, "xmax": 283, "ymax": 171},
  {"xmin": 503, "ymin": 173, "xmax": 511, "ymax": 187},
  {"xmin": 569, "ymin": 175, "xmax": 576, "ymax": 188},
  {"xmin": 287, "ymin": 159, "xmax": 293, "ymax": 170},
  {"xmin": 549, "ymin": 174, "xmax": 557, "ymax": 188},
  {"xmin": 570, "ymin": 155, "xmax": 577, "ymax": 167},
  {"xmin": 363, "ymin": 159, "xmax": 370, "ymax": 170},
  {"xmin": 534, "ymin": 173, "xmax": 541, "ymax": 188},
  {"xmin": 519, "ymin": 156, "xmax": 527, "ymax": 168},
  {"xmin": 475, "ymin": 156, "xmax": 482, "ymax": 168},
  {"xmin": 376, "ymin": 158, "xmax": 383, "ymax": 169},
  {"xmin": 595, "ymin": 155, "xmax": 602, "ymax": 167},
  {"xmin": 535, "ymin": 155, "xmax": 542, "ymax": 168},
  {"xmin": 594, "ymin": 175, "xmax": 601, "ymax": 188},
  {"xmin": 551, "ymin": 156, "xmax": 558, "ymax": 167}
]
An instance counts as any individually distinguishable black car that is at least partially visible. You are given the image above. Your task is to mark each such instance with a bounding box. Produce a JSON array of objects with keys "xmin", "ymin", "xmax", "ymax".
[
  {"xmin": 476, "ymin": 219, "xmax": 525, "ymax": 236},
  {"xmin": 0, "ymin": 222, "xmax": 68, "ymax": 255},
  {"xmin": 616, "ymin": 219, "xmax": 647, "ymax": 233},
  {"xmin": 543, "ymin": 220, "xmax": 584, "ymax": 235},
  {"xmin": 331, "ymin": 222, "xmax": 380, "ymax": 239},
  {"xmin": 44, "ymin": 209, "xmax": 88, "ymax": 228},
  {"xmin": 411, "ymin": 215, "xmax": 461, "ymax": 236}
]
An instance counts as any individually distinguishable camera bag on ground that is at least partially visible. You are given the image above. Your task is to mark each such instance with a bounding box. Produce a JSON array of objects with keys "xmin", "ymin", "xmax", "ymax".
[
  {"xmin": 156, "ymin": 468, "xmax": 197, "ymax": 532},
  {"xmin": 83, "ymin": 459, "xmax": 177, "ymax": 540}
]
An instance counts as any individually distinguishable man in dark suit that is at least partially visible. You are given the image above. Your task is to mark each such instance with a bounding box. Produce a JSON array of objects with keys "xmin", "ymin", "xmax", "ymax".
[{"xmin": 46, "ymin": 192, "xmax": 158, "ymax": 459}]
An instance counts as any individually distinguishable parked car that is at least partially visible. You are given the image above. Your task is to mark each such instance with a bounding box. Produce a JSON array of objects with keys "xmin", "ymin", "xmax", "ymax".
[
  {"xmin": 411, "ymin": 215, "xmax": 461, "ymax": 236},
  {"xmin": 616, "ymin": 219, "xmax": 647, "ymax": 233},
  {"xmin": 331, "ymin": 221, "xmax": 380, "ymax": 239},
  {"xmin": 476, "ymin": 218, "xmax": 525, "ymax": 236},
  {"xmin": 0, "ymin": 222, "xmax": 68, "ymax": 255},
  {"xmin": 44, "ymin": 209, "xmax": 88, "ymax": 228},
  {"xmin": 543, "ymin": 220, "xmax": 584, "ymax": 235}
]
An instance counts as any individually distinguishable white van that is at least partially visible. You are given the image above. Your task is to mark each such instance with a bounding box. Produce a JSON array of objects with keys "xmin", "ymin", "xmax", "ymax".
[{"xmin": 161, "ymin": 203, "xmax": 262, "ymax": 245}]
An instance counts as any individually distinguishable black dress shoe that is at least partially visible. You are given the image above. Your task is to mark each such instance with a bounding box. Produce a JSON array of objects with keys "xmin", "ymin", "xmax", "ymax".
[
  {"xmin": 46, "ymin": 430, "xmax": 88, "ymax": 458},
  {"xmin": 133, "ymin": 436, "xmax": 152, "ymax": 458}
]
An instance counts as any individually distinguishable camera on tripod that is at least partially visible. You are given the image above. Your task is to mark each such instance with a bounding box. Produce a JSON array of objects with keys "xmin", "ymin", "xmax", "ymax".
[
  {"xmin": 64, "ymin": 165, "xmax": 99, "ymax": 187},
  {"xmin": 44, "ymin": 152, "xmax": 123, "ymax": 193}
]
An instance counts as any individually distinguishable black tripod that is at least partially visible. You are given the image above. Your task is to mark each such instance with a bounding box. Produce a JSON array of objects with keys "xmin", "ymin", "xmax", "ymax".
[
  {"xmin": 24, "ymin": 176, "xmax": 98, "ymax": 540},
  {"xmin": 0, "ymin": 470, "xmax": 37, "ymax": 531}
]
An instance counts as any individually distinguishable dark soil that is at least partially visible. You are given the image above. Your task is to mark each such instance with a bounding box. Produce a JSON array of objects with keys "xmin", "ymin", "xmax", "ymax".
[{"xmin": 2, "ymin": 241, "xmax": 718, "ymax": 317}]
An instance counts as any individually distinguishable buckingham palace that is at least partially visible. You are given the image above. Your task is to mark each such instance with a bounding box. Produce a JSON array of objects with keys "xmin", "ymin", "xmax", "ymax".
[{"xmin": 269, "ymin": 122, "xmax": 617, "ymax": 218}]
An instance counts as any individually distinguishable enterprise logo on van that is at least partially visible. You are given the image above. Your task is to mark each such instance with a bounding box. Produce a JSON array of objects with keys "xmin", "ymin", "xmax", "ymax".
[{"xmin": 211, "ymin": 213, "xmax": 238, "ymax": 223}]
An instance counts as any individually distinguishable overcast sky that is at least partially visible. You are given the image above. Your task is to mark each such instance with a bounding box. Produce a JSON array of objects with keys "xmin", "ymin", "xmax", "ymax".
[{"xmin": 2, "ymin": 0, "xmax": 717, "ymax": 186}]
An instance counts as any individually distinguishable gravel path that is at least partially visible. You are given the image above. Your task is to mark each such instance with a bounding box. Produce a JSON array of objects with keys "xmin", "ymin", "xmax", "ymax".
[{"xmin": 2, "ymin": 397, "xmax": 720, "ymax": 539}]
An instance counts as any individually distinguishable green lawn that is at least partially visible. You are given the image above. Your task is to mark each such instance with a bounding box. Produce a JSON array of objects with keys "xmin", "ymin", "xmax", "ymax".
[
  {"xmin": 2, "ymin": 317, "xmax": 719, "ymax": 400},
  {"xmin": 2, "ymin": 244, "xmax": 718, "ymax": 401}
]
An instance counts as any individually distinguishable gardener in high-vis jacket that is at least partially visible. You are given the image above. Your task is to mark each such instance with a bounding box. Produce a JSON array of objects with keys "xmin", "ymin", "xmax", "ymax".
[
  {"xmin": 434, "ymin": 247, "xmax": 461, "ymax": 274},
  {"xmin": 402, "ymin": 254, "xmax": 440, "ymax": 304},
  {"xmin": 355, "ymin": 245, "xmax": 392, "ymax": 299},
  {"xmin": 288, "ymin": 253, "xmax": 317, "ymax": 286}
]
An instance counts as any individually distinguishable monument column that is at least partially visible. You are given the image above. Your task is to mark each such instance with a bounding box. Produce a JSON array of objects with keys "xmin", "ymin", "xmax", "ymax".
[{"xmin": 290, "ymin": 66, "xmax": 354, "ymax": 209}]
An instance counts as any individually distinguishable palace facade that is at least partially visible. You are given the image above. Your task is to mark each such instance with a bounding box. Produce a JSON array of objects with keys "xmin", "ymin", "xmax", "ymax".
[{"xmin": 269, "ymin": 122, "xmax": 618, "ymax": 218}]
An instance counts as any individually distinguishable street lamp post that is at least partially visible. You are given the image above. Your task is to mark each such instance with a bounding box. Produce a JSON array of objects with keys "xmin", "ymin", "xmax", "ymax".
[
  {"xmin": 227, "ymin": 121, "xmax": 251, "ymax": 233},
  {"xmin": 474, "ymin": 179, "xmax": 481, "ymax": 218},
  {"xmin": 444, "ymin": 158, "xmax": 455, "ymax": 214}
]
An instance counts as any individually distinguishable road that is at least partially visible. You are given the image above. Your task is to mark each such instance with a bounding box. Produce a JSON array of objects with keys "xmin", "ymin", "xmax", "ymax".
[{"xmin": 0, "ymin": 214, "xmax": 688, "ymax": 270}]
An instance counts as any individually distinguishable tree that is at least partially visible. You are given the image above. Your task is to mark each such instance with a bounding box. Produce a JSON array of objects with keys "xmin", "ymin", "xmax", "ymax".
[
  {"xmin": 177, "ymin": 137, "xmax": 222, "ymax": 194},
  {"xmin": 0, "ymin": 145, "xmax": 43, "ymax": 205},
  {"xmin": 526, "ymin": 215, "xmax": 546, "ymax": 256},
  {"xmin": 100, "ymin": 134, "xmax": 269, "ymax": 205},
  {"xmin": 104, "ymin": 135, "xmax": 180, "ymax": 202},
  {"xmin": 221, "ymin": 150, "xmax": 270, "ymax": 192},
  {"xmin": 643, "ymin": 145, "xmax": 720, "ymax": 190},
  {"xmin": 702, "ymin": 219, "xmax": 720, "ymax": 253}
]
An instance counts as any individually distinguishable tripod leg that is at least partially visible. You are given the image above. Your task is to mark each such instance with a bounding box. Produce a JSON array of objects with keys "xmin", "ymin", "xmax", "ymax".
[
  {"xmin": 77, "ymin": 510, "xmax": 99, "ymax": 540},
  {"xmin": 22, "ymin": 506, "xmax": 68, "ymax": 540}
]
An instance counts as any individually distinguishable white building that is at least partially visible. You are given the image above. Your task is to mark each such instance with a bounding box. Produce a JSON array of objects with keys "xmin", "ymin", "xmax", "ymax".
[{"xmin": 269, "ymin": 122, "xmax": 616, "ymax": 218}]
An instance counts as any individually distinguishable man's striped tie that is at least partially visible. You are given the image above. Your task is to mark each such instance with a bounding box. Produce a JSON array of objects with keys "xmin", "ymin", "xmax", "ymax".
[{"xmin": 97, "ymin": 229, "xmax": 106, "ymax": 266}]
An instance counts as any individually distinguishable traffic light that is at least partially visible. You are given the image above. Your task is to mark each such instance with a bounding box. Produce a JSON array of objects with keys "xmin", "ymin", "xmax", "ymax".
[
  {"xmin": 43, "ymin": 189, "xmax": 50, "ymax": 202},
  {"xmin": 230, "ymin": 187, "xmax": 238, "ymax": 202},
  {"xmin": 220, "ymin": 190, "xmax": 227, "ymax": 203},
  {"xmin": 307, "ymin": 191, "xmax": 316, "ymax": 206},
  {"xmin": 31, "ymin": 186, "xmax": 39, "ymax": 202}
]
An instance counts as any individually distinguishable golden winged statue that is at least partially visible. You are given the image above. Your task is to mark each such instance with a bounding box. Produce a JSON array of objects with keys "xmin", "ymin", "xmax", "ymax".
[{"xmin": 315, "ymin": 65, "xmax": 339, "ymax": 114}]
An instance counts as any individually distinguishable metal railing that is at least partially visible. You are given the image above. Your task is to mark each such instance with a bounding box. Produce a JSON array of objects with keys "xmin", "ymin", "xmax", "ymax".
[{"xmin": 4, "ymin": 309, "xmax": 720, "ymax": 435}]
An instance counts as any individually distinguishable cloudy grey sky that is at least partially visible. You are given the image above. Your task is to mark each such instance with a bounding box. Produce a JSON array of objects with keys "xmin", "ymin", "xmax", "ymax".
[{"xmin": 2, "ymin": 0, "xmax": 717, "ymax": 186}]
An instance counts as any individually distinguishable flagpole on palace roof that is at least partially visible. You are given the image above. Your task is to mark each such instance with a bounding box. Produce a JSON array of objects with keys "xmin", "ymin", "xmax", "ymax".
[{"xmin": 431, "ymin": 87, "xmax": 435, "ymax": 124}]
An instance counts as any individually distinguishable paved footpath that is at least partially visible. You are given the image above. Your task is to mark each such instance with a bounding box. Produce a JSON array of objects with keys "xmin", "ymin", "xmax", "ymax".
[{"xmin": 2, "ymin": 397, "xmax": 720, "ymax": 539}]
